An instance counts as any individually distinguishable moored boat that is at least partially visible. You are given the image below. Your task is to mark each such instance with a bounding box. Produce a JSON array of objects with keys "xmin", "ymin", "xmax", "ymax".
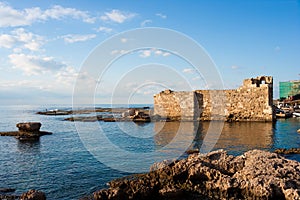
[
  {"xmin": 293, "ymin": 112, "xmax": 300, "ymax": 117},
  {"xmin": 276, "ymin": 109, "xmax": 292, "ymax": 118}
]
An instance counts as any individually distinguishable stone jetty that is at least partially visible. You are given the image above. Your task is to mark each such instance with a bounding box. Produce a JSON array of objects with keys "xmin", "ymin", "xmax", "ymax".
[
  {"xmin": 93, "ymin": 149, "xmax": 300, "ymax": 200},
  {"xmin": 0, "ymin": 122, "xmax": 52, "ymax": 140}
]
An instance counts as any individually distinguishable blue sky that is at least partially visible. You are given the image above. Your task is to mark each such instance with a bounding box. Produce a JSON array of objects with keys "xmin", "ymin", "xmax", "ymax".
[{"xmin": 0, "ymin": 0, "xmax": 299, "ymax": 105}]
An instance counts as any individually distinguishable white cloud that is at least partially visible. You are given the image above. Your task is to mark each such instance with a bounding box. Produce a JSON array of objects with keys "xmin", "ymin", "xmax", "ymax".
[
  {"xmin": 156, "ymin": 13, "xmax": 167, "ymax": 19},
  {"xmin": 100, "ymin": 9, "xmax": 136, "ymax": 23},
  {"xmin": 55, "ymin": 66, "xmax": 78, "ymax": 86},
  {"xmin": 182, "ymin": 68, "xmax": 195, "ymax": 74},
  {"xmin": 141, "ymin": 19, "xmax": 152, "ymax": 27},
  {"xmin": 162, "ymin": 52, "xmax": 170, "ymax": 57},
  {"xmin": 62, "ymin": 34, "xmax": 96, "ymax": 43},
  {"xmin": 231, "ymin": 65, "xmax": 239, "ymax": 70},
  {"xmin": 139, "ymin": 50, "xmax": 152, "ymax": 58},
  {"xmin": 96, "ymin": 26, "xmax": 113, "ymax": 33},
  {"xmin": 0, "ymin": 80, "xmax": 32, "ymax": 88},
  {"xmin": 0, "ymin": 34, "xmax": 15, "ymax": 48},
  {"xmin": 154, "ymin": 49, "xmax": 170, "ymax": 56},
  {"xmin": 110, "ymin": 49, "xmax": 129, "ymax": 55},
  {"xmin": 9, "ymin": 53, "xmax": 66, "ymax": 75},
  {"xmin": 0, "ymin": 2, "xmax": 95, "ymax": 27},
  {"xmin": 139, "ymin": 49, "xmax": 171, "ymax": 58},
  {"xmin": 42, "ymin": 5, "xmax": 96, "ymax": 23},
  {"xmin": 120, "ymin": 38, "xmax": 128, "ymax": 43},
  {"xmin": 154, "ymin": 50, "xmax": 163, "ymax": 55},
  {"xmin": 12, "ymin": 28, "xmax": 44, "ymax": 51},
  {"xmin": 192, "ymin": 76, "xmax": 201, "ymax": 81},
  {"xmin": 0, "ymin": 28, "xmax": 44, "ymax": 51},
  {"xmin": 111, "ymin": 50, "xmax": 119, "ymax": 55}
]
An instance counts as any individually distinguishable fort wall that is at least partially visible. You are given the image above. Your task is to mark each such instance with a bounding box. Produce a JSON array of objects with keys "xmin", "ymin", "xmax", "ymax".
[{"xmin": 153, "ymin": 76, "xmax": 274, "ymax": 121}]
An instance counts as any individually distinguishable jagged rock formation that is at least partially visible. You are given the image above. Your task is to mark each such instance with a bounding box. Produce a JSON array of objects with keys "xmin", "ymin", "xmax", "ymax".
[{"xmin": 93, "ymin": 149, "xmax": 300, "ymax": 200}]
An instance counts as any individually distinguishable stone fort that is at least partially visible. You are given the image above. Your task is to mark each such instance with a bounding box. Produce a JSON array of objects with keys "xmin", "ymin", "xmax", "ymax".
[{"xmin": 153, "ymin": 76, "xmax": 274, "ymax": 121}]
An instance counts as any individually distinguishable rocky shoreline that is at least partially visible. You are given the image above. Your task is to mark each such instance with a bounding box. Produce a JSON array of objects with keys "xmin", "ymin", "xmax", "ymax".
[
  {"xmin": 1, "ymin": 149, "xmax": 300, "ymax": 199},
  {"xmin": 90, "ymin": 149, "xmax": 300, "ymax": 200}
]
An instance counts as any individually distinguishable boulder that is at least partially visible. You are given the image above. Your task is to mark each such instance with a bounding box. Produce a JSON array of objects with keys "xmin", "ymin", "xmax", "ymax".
[
  {"xmin": 121, "ymin": 109, "xmax": 136, "ymax": 118},
  {"xmin": 16, "ymin": 122, "xmax": 41, "ymax": 132},
  {"xmin": 93, "ymin": 149, "xmax": 300, "ymax": 200},
  {"xmin": 132, "ymin": 111, "xmax": 151, "ymax": 122},
  {"xmin": 20, "ymin": 189, "xmax": 46, "ymax": 200}
]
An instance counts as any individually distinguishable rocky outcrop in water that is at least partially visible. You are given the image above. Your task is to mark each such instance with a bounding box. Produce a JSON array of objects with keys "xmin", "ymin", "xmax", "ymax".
[
  {"xmin": 0, "ymin": 189, "xmax": 45, "ymax": 200},
  {"xmin": 0, "ymin": 122, "xmax": 52, "ymax": 140},
  {"xmin": 275, "ymin": 148, "xmax": 300, "ymax": 154},
  {"xmin": 20, "ymin": 189, "xmax": 46, "ymax": 200},
  {"xmin": 93, "ymin": 149, "xmax": 300, "ymax": 200},
  {"xmin": 64, "ymin": 109, "xmax": 151, "ymax": 123}
]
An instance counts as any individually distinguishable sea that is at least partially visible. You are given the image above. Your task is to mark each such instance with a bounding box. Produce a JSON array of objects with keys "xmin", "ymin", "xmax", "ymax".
[{"xmin": 0, "ymin": 104, "xmax": 300, "ymax": 199}]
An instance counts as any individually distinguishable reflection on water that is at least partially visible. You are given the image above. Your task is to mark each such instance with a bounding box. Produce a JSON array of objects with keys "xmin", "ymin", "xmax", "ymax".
[
  {"xmin": 154, "ymin": 121, "xmax": 274, "ymax": 155},
  {"xmin": 17, "ymin": 139, "xmax": 41, "ymax": 153},
  {"xmin": 209, "ymin": 122, "xmax": 274, "ymax": 155},
  {"xmin": 154, "ymin": 121, "xmax": 198, "ymax": 153}
]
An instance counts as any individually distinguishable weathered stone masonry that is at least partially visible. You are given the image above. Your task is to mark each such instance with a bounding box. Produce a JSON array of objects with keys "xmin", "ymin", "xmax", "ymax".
[{"xmin": 154, "ymin": 76, "xmax": 274, "ymax": 121}]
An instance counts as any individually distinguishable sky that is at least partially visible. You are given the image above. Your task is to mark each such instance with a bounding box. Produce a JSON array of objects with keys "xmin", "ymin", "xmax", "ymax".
[{"xmin": 0, "ymin": 0, "xmax": 299, "ymax": 105}]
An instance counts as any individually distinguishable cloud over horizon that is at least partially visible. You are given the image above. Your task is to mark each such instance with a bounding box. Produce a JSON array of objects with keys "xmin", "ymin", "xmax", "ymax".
[{"xmin": 9, "ymin": 53, "xmax": 67, "ymax": 75}]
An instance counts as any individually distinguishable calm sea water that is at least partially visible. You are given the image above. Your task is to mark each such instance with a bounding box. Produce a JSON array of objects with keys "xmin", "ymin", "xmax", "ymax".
[{"xmin": 0, "ymin": 105, "xmax": 300, "ymax": 199}]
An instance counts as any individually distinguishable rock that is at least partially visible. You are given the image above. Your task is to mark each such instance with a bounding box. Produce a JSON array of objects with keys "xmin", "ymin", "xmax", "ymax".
[
  {"xmin": 20, "ymin": 189, "xmax": 46, "ymax": 200},
  {"xmin": 1, "ymin": 122, "xmax": 52, "ymax": 140},
  {"xmin": 150, "ymin": 159, "xmax": 176, "ymax": 172},
  {"xmin": 185, "ymin": 149, "xmax": 200, "ymax": 155},
  {"xmin": 274, "ymin": 148, "xmax": 300, "ymax": 154},
  {"xmin": 0, "ymin": 194, "xmax": 19, "ymax": 200},
  {"xmin": 103, "ymin": 118, "xmax": 117, "ymax": 122},
  {"xmin": 0, "ymin": 188, "xmax": 15, "ymax": 193},
  {"xmin": 92, "ymin": 149, "xmax": 300, "ymax": 200},
  {"xmin": 122, "ymin": 109, "xmax": 136, "ymax": 118},
  {"xmin": 36, "ymin": 110, "xmax": 72, "ymax": 115},
  {"xmin": 16, "ymin": 122, "xmax": 41, "ymax": 132},
  {"xmin": 64, "ymin": 115, "xmax": 102, "ymax": 122},
  {"xmin": 132, "ymin": 111, "xmax": 151, "ymax": 123}
]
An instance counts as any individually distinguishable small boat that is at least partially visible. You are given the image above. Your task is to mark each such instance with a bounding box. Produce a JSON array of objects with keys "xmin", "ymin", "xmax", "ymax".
[
  {"xmin": 293, "ymin": 112, "xmax": 300, "ymax": 117},
  {"xmin": 276, "ymin": 109, "xmax": 292, "ymax": 118}
]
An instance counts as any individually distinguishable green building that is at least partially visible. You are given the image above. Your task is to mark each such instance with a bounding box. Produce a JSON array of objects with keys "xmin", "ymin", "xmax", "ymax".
[{"xmin": 279, "ymin": 80, "xmax": 300, "ymax": 99}]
